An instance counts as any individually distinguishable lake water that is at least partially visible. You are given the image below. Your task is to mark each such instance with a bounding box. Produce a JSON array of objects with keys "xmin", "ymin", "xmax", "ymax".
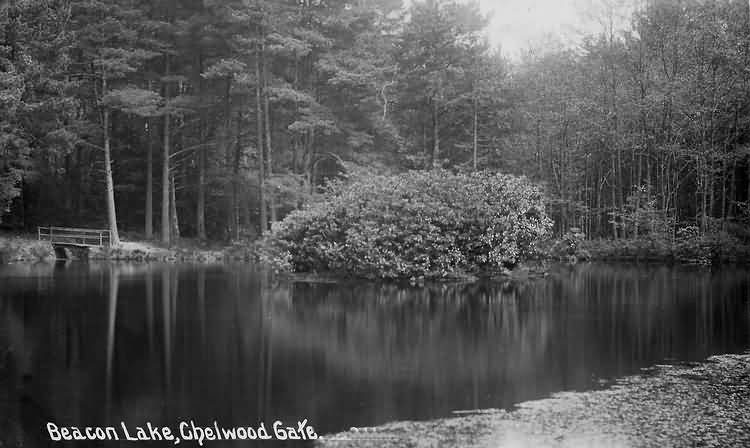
[{"xmin": 1, "ymin": 262, "xmax": 749, "ymax": 446}]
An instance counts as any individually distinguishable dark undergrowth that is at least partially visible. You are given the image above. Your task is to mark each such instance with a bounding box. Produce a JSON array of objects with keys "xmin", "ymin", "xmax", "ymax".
[{"xmin": 544, "ymin": 227, "xmax": 750, "ymax": 266}]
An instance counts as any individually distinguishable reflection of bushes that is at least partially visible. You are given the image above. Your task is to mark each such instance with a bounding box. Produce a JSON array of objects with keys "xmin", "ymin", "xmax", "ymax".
[
  {"xmin": 259, "ymin": 171, "xmax": 552, "ymax": 280},
  {"xmin": 274, "ymin": 280, "xmax": 551, "ymax": 386},
  {"xmin": 271, "ymin": 265, "xmax": 748, "ymax": 398}
]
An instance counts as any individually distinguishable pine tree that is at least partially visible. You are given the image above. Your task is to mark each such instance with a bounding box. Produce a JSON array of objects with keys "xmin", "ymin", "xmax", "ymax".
[
  {"xmin": 70, "ymin": 0, "xmax": 161, "ymax": 245},
  {"xmin": 393, "ymin": 0, "xmax": 488, "ymax": 169}
]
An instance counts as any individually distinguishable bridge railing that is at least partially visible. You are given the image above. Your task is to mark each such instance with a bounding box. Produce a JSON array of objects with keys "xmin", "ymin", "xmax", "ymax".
[{"xmin": 38, "ymin": 226, "xmax": 112, "ymax": 248}]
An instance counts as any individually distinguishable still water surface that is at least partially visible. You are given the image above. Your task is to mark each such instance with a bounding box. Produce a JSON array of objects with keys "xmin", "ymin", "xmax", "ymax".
[{"xmin": 1, "ymin": 262, "xmax": 749, "ymax": 445}]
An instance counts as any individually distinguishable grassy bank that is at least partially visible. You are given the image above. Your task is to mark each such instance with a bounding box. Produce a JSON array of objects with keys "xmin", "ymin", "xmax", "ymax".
[
  {"xmin": 0, "ymin": 235, "xmax": 56, "ymax": 263},
  {"xmin": 0, "ymin": 234, "xmax": 255, "ymax": 264},
  {"xmin": 318, "ymin": 353, "xmax": 750, "ymax": 447}
]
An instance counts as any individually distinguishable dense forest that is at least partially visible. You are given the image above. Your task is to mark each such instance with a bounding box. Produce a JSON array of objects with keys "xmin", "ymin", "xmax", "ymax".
[{"xmin": 2, "ymin": 0, "xmax": 750, "ymax": 245}]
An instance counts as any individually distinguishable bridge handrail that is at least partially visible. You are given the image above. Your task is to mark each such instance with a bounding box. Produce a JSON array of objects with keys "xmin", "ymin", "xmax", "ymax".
[
  {"xmin": 38, "ymin": 226, "xmax": 112, "ymax": 247},
  {"xmin": 41, "ymin": 233, "xmax": 108, "ymax": 241},
  {"xmin": 41, "ymin": 226, "xmax": 111, "ymax": 233}
]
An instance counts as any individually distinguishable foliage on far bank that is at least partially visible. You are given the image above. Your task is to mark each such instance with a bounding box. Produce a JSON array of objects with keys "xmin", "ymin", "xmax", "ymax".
[
  {"xmin": 0, "ymin": 235, "xmax": 254, "ymax": 264},
  {"xmin": 580, "ymin": 235, "xmax": 750, "ymax": 266},
  {"xmin": 258, "ymin": 171, "xmax": 552, "ymax": 280},
  {"xmin": 0, "ymin": 235, "xmax": 54, "ymax": 263},
  {"xmin": 545, "ymin": 224, "xmax": 750, "ymax": 266}
]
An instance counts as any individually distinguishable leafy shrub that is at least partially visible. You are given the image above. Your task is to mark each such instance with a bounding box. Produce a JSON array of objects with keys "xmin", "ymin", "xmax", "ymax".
[
  {"xmin": 258, "ymin": 170, "xmax": 552, "ymax": 280},
  {"xmin": 672, "ymin": 226, "xmax": 741, "ymax": 265},
  {"xmin": 548, "ymin": 227, "xmax": 590, "ymax": 261},
  {"xmin": 0, "ymin": 236, "xmax": 54, "ymax": 263}
]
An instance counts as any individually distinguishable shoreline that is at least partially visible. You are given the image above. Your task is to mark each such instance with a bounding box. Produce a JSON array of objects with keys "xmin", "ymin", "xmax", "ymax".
[
  {"xmin": 317, "ymin": 352, "xmax": 750, "ymax": 447},
  {"xmin": 3, "ymin": 232, "xmax": 750, "ymax": 276},
  {"xmin": 557, "ymin": 237, "xmax": 750, "ymax": 265},
  {"xmin": 0, "ymin": 235, "xmax": 255, "ymax": 264}
]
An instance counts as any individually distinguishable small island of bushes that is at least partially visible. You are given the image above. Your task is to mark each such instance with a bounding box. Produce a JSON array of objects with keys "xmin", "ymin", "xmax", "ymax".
[{"xmin": 258, "ymin": 170, "xmax": 552, "ymax": 281}]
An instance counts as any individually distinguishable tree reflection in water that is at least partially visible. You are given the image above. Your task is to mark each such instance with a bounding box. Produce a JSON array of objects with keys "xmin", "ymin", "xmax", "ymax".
[{"xmin": 0, "ymin": 262, "xmax": 749, "ymax": 444}]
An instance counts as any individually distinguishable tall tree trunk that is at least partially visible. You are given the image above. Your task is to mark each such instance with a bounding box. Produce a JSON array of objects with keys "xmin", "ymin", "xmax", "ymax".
[
  {"xmin": 607, "ymin": 44, "xmax": 623, "ymax": 239},
  {"xmin": 708, "ymin": 157, "xmax": 715, "ymax": 227},
  {"xmin": 197, "ymin": 53, "xmax": 207, "ymax": 240},
  {"xmin": 75, "ymin": 147, "xmax": 83, "ymax": 216},
  {"xmin": 309, "ymin": 130, "xmax": 317, "ymax": 193},
  {"xmin": 223, "ymin": 78, "xmax": 233, "ymax": 240},
  {"xmin": 431, "ymin": 99, "xmax": 440, "ymax": 170},
  {"xmin": 472, "ymin": 95, "xmax": 478, "ymax": 172},
  {"xmin": 197, "ymin": 125, "xmax": 206, "ymax": 240},
  {"xmin": 64, "ymin": 153, "xmax": 72, "ymax": 212},
  {"xmin": 170, "ymin": 172, "xmax": 180, "ymax": 239},
  {"xmin": 304, "ymin": 132, "xmax": 311, "ymax": 191},
  {"xmin": 634, "ymin": 152, "xmax": 643, "ymax": 237},
  {"xmin": 161, "ymin": 54, "xmax": 171, "ymax": 245},
  {"xmin": 162, "ymin": 112, "xmax": 171, "ymax": 244},
  {"xmin": 145, "ymin": 120, "xmax": 153, "ymax": 239},
  {"xmin": 611, "ymin": 155, "xmax": 618, "ymax": 239},
  {"xmin": 102, "ymin": 76, "xmax": 120, "ymax": 246},
  {"xmin": 596, "ymin": 165, "xmax": 603, "ymax": 237},
  {"xmin": 103, "ymin": 106, "xmax": 120, "ymax": 246},
  {"xmin": 703, "ymin": 164, "xmax": 708, "ymax": 232},
  {"xmin": 721, "ymin": 155, "xmax": 727, "ymax": 227},
  {"xmin": 729, "ymin": 159, "xmax": 736, "ymax": 220},
  {"xmin": 233, "ymin": 113, "xmax": 241, "ymax": 241},
  {"xmin": 264, "ymin": 56, "xmax": 276, "ymax": 224},
  {"xmin": 422, "ymin": 121, "xmax": 428, "ymax": 162},
  {"xmin": 292, "ymin": 53, "xmax": 300, "ymax": 175},
  {"xmin": 256, "ymin": 38, "xmax": 267, "ymax": 234}
]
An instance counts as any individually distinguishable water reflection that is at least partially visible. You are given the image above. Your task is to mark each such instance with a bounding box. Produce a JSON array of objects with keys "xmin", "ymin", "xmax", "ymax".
[
  {"xmin": 106, "ymin": 265, "xmax": 118, "ymax": 415},
  {"xmin": 0, "ymin": 263, "xmax": 749, "ymax": 446}
]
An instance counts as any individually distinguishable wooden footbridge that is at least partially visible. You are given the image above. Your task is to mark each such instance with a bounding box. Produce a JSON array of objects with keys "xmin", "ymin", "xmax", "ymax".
[{"xmin": 38, "ymin": 226, "xmax": 111, "ymax": 259}]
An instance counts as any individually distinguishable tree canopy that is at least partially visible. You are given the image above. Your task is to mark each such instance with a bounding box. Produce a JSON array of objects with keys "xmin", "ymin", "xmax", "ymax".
[{"xmin": 1, "ymin": 0, "xmax": 750, "ymax": 244}]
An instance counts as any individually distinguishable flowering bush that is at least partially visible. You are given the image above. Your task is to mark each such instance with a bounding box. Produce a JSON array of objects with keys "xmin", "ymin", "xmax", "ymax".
[{"xmin": 258, "ymin": 170, "xmax": 552, "ymax": 280}]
